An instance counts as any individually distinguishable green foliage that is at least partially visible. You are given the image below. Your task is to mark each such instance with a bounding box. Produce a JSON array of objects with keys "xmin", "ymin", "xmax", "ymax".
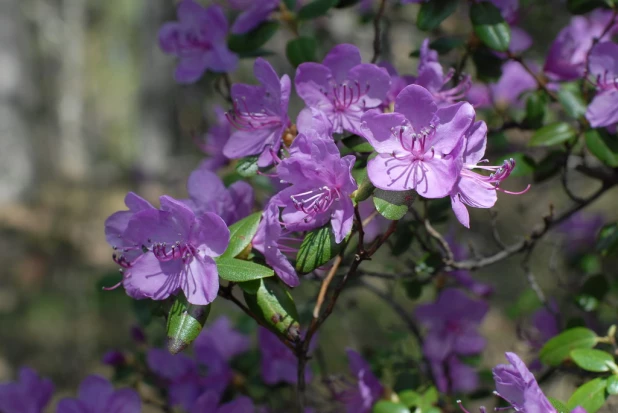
[
  {"xmin": 221, "ymin": 212, "xmax": 262, "ymax": 259},
  {"xmin": 597, "ymin": 223, "xmax": 618, "ymax": 256},
  {"xmin": 470, "ymin": 2, "xmax": 511, "ymax": 52},
  {"xmin": 498, "ymin": 153, "xmax": 535, "ymax": 177},
  {"xmin": 217, "ymin": 258, "xmax": 274, "ymax": 282},
  {"xmin": 586, "ymin": 129, "xmax": 618, "ymax": 167},
  {"xmin": 575, "ymin": 274, "xmax": 609, "ymax": 312},
  {"xmin": 296, "ymin": 225, "xmax": 342, "ymax": 273},
  {"xmin": 416, "ymin": 0, "xmax": 459, "ymax": 31},
  {"xmin": 540, "ymin": 327, "xmax": 598, "ymax": 366},
  {"xmin": 228, "ymin": 22, "xmax": 280, "ymax": 54},
  {"xmin": 342, "ymin": 135, "xmax": 374, "ymax": 153},
  {"xmin": 607, "ymin": 376, "xmax": 618, "ymax": 395},
  {"xmin": 286, "ymin": 37, "xmax": 318, "ymax": 67},
  {"xmin": 372, "ymin": 401, "xmax": 411, "ymax": 413},
  {"xmin": 529, "ymin": 122, "xmax": 578, "ymax": 147},
  {"xmin": 558, "ymin": 82, "xmax": 587, "ymax": 119},
  {"xmin": 297, "ymin": 0, "xmax": 339, "ymax": 20},
  {"xmin": 471, "ymin": 47, "xmax": 504, "ymax": 81},
  {"xmin": 166, "ymin": 295, "xmax": 211, "ymax": 354},
  {"xmin": 355, "ymin": 173, "xmax": 376, "ymax": 203},
  {"xmin": 236, "ymin": 156, "xmax": 260, "ymax": 177},
  {"xmin": 567, "ymin": 0, "xmax": 608, "ymax": 14},
  {"xmin": 548, "ymin": 397, "xmax": 569, "ymax": 413},
  {"xmin": 243, "ymin": 279, "xmax": 300, "ymax": 341},
  {"xmin": 570, "ymin": 348, "xmax": 614, "ymax": 372},
  {"xmin": 410, "ymin": 37, "xmax": 465, "ymax": 57},
  {"xmin": 533, "ymin": 151, "xmax": 565, "ymax": 183},
  {"xmin": 523, "ymin": 92, "xmax": 549, "ymax": 129},
  {"xmin": 373, "ymin": 189, "xmax": 415, "ymax": 220},
  {"xmin": 567, "ymin": 378, "xmax": 608, "ymax": 413}
]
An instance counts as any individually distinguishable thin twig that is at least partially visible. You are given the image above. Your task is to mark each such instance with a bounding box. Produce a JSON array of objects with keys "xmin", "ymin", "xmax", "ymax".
[
  {"xmin": 425, "ymin": 218, "xmax": 454, "ymax": 262},
  {"xmin": 313, "ymin": 254, "xmax": 344, "ymax": 318},
  {"xmin": 371, "ymin": 0, "xmax": 387, "ymax": 63}
]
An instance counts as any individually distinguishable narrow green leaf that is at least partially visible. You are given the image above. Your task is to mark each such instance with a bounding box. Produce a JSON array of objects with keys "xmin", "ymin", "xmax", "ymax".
[
  {"xmin": 607, "ymin": 376, "xmax": 618, "ymax": 395},
  {"xmin": 373, "ymin": 189, "xmax": 415, "ymax": 220},
  {"xmin": 297, "ymin": 0, "xmax": 339, "ymax": 20},
  {"xmin": 416, "ymin": 0, "xmax": 459, "ymax": 31},
  {"xmin": 372, "ymin": 400, "xmax": 411, "ymax": 413},
  {"xmin": 540, "ymin": 327, "xmax": 598, "ymax": 367},
  {"xmin": 471, "ymin": 47, "xmax": 504, "ymax": 81},
  {"xmin": 567, "ymin": 0, "xmax": 607, "ymax": 14},
  {"xmin": 342, "ymin": 135, "xmax": 374, "ymax": 152},
  {"xmin": 286, "ymin": 37, "xmax": 318, "ymax": 67},
  {"xmin": 166, "ymin": 295, "xmax": 211, "ymax": 354},
  {"xmin": 548, "ymin": 397, "xmax": 569, "ymax": 413},
  {"xmin": 571, "ymin": 348, "xmax": 614, "ymax": 372},
  {"xmin": 398, "ymin": 390, "xmax": 421, "ymax": 408},
  {"xmin": 355, "ymin": 174, "xmax": 376, "ymax": 203},
  {"xmin": 529, "ymin": 122, "xmax": 578, "ymax": 147},
  {"xmin": 597, "ymin": 223, "xmax": 618, "ymax": 256},
  {"xmin": 243, "ymin": 278, "xmax": 300, "ymax": 340},
  {"xmin": 221, "ymin": 212, "xmax": 262, "ymax": 259},
  {"xmin": 567, "ymin": 378, "xmax": 608, "ymax": 413},
  {"xmin": 410, "ymin": 36, "xmax": 465, "ymax": 57},
  {"xmin": 236, "ymin": 156, "xmax": 259, "ymax": 177},
  {"xmin": 217, "ymin": 258, "xmax": 274, "ymax": 282},
  {"xmin": 523, "ymin": 92, "xmax": 548, "ymax": 129},
  {"xmin": 296, "ymin": 225, "xmax": 342, "ymax": 273},
  {"xmin": 586, "ymin": 129, "xmax": 618, "ymax": 167},
  {"xmin": 470, "ymin": 2, "xmax": 511, "ymax": 52},
  {"xmin": 228, "ymin": 22, "xmax": 279, "ymax": 53},
  {"xmin": 558, "ymin": 82, "xmax": 587, "ymax": 119}
]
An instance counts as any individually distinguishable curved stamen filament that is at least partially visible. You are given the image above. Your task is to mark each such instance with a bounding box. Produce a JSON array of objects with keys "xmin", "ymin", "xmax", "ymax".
[{"xmin": 226, "ymin": 98, "xmax": 282, "ymax": 131}]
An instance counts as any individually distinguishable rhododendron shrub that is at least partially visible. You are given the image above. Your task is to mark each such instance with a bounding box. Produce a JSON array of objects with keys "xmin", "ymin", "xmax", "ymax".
[{"xmin": 5, "ymin": 1, "xmax": 618, "ymax": 413}]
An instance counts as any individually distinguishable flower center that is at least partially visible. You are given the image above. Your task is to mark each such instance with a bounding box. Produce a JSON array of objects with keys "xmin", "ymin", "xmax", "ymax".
[
  {"xmin": 290, "ymin": 186, "xmax": 341, "ymax": 220},
  {"xmin": 151, "ymin": 241, "xmax": 196, "ymax": 263},
  {"xmin": 595, "ymin": 70, "xmax": 618, "ymax": 91},
  {"xmin": 321, "ymin": 81, "xmax": 370, "ymax": 112},
  {"xmin": 226, "ymin": 97, "xmax": 283, "ymax": 131}
]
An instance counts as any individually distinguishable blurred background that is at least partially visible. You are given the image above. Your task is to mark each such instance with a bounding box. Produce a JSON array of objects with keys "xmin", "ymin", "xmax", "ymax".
[{"xmin": 1, "ymin": 0, "xmax": 617, "ymax": 410}]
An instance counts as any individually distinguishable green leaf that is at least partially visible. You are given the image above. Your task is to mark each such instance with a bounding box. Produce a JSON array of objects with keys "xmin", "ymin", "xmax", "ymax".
[
  {"xmin": 236, "ymin": 156, "xmax": 259, "ymax": 177},
  {"xmin": 567, "ymin": 378, "xmax": 608, "ymax": 413},
  {"xmin": 597, "ymin": 223, "xmax": 618, "ymax": 256},
  {"xmin": 166, "ymin": 295, "xmax": 211, "ymax": 354},
  {"xmin": 243, "ymin": 278, "xmax": 300, "ymax": 340},
  {"xmin": 296, "ymin": 225, "xmax": 342, "ymax": 273},
  {"xmin": 540, "ymin": 327, "xmax": 598, "ymax": 367},
  {"xmin": 497, "ymin": 153, "xmax": 536, "ymax": 177},
  {"xmin": 398, "ymin": 390, "xmax": 421, "ymax": 408},
  {"xmin": 567, "ymin": 0, "xmax": 607, "ymax": 14},
  {"xmin": 549, "ymin": 397, "xmax": 569, "ymax": 413},
  {"xmin": 471, "ymin": 47, "xmax": 504, "ymax": 81},
  {"xmin": 523, "ymin": 92, "xmax": 548, "ymax": 129},
  {"xmin": 558, "ymin": 82, "xmax": 587, "ymax": 119},
  {"xmin": 533, "ymin": 151, "xmax": 565, "ymax": 183},
  {"xmin": 529, "ymin": 122, "xmax": 578, "ymax": 147},
  {"xmin": 607, "ymin": 376, "xmax": 618, "ymax": 395},
  {"xmin": 297, "ymin": 0, "xmax": 339, "ymax": 20},
  {"xmin": 470, "ymin": 2, "xmax": 511, "ymax": 52},
  {"xmin": 372, "ymin": 400, "xmax": 411, "ymax": 413},
  {"xmin": 410, "ymin": 36, "xmax": 465, "ymax": 57},
  {"xmin": 355, "ymin": 174, "xmax": 376, "ymax": 203},
  {"xmin": 571, "ymin": 348, "xmax": 614, "ymax": 372},
  {"xmin": 342, "ymin": 135, "xmax": 374, "ymax": 152},
  {"xmin": 373, "ymin": 189, "xmax": 415, "ymax": 220},
  {"xmin": 216, "ymin": 258, "xmax": 274, "ymax": 282},
  {"xmin": 586, "ymin": 129, "xmax": 618, "ymax": 167},
  {"xmin": 228, "ymin": 21, "xmax": 279, "ymax": 53},
  {"xmin": 416, "ymin": 0, "xmax": 459, "ymax": 31},
  {"xmin": 286, "ymin": 36, "xmax": 318, "ymax": 67},
  {"xmin": 575, "ymin": 274, "xmax": 609, "ymax": 312},
  {"xmin": 221, "ymin": 212, "xmax": 262, "ymax": 259}
]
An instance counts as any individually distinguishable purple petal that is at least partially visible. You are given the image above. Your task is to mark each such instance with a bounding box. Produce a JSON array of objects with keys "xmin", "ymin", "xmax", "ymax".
[
  {"xmin": 218, "ymin": 396, "xmax": 255, "ymax": 413},
  {"xmin": 322, "ymin": 44, "xmax": 362, "ymax": 83},
  {"xmin": 457, "ymin": 173, "xmax": 498, "ymax": 209},
  {"xmin": 586, "ymin": 90, "xmax": 618, "ymax": 128},
  {"xmin": 347, "ymin": 63, "xmax": 391, "ymax": 107},
  {"xmin": 331, "ymin": 198, "xmax": 354, "ymax": 244},
  {"xmin": 191, "ymin": 391, "xmax": 219, "ymax": 413},
  {"xmin": 231, "ymin": 0, "xmax": 278, "ymax": 34},
  {"xmin": 207, "ymin": 44, "xmax": 239, "ymax": 73},
  {"xmin": 360, "ymin": 109, "xmax": 407, "ymax": 154},
  {"xmin": 57, "ymin": 399, "xmax": 89, "ymax": 413},
  {"xmin": 414, "ymin": 157, "xmax": 460, "ymax": 198},
  {"xmin": 192, "ymin": 212, "xmax": 230, "ymax": 256},
  {"xmin": 124, "ymin": 253, "xmax": 182, "ymax": 301},
  {"xmin": 433, "ymin": 101, "xmax": 476, "ymax": 154},
  {"xmin": 295, "ymin": 63, "xmax": 335, "ymax": 107},
  {"xmin": 183, "ymin": 255, "xmax": 219, "ymax": 305},
  {"xmin": 146, "ymin": 348, "xmax": 196, "ymax": 380},
  {"xmin": 395, "ymin": 85, "xmax": 438, "ymax": 130},
  {"xmin": 450, "ymin": 194, "xmax": 470, "ymax": 228},
  {"xmin": 77, "ymin": 376, "xmax": 114, "ymax": 412},
  {"xmin": 174, "ymin": 56, "xmax": 208, "ymax": 84},
  {"xmin": 463, "ymin": 121, "xmax": 488, "ymax": 165},
  {"xmin": 223, "ymin": 128, "xmax": 278, "ymax": 159},
  {"xmin": 105, "ymin": 389, "xmax": 141, "ymax": 413},
  {"xmin": 158, "ymin": 23, "xmax": 183, "ymax": 55}
]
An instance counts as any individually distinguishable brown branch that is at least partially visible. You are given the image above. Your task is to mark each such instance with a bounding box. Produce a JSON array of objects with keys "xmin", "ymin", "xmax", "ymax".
[
  {"xmin": 371, "ymin": 0, "xmax": 387, "ymax": 63},
  {"xmin": 312, "ymin": 254, "xmax": 344, "ymax": 318}
]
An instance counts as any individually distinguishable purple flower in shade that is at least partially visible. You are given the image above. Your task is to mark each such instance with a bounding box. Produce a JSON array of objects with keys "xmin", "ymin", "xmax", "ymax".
[
  {"xmin": 415, "ymin": 39, "xmax": 471, "ymax": 105},
  {"xmin": 415, "ymin": 288, "xmax": 488, "ymax": 363},
  {"xmin": 185, "ymin": 162, "xmax": 254, "ymax": 225},
  {"xmin": 0, "ymin": 367, "xmax": 54, "ymax": 413},
  {"xmin": 275, "ymin": 131, "xmax": 357, "ymax": 244},
  {"xmin": 191, "ymin": 392, "xmax": 255, "ymax": 413},
  {"xmin": 295, "ymin": 44, "xmax": 391, "ymax": 135},
  {"xmin": 258, "ymin": 327, "xmax": 312, "ymax": 385},
  {"xmin": 336, "ymin": 349, "xmax": 384, "ymax": 413},
  {"xmin": 444, "ymin": 233, "xmax": 492, "ymax": 297},
  {"xmin": 195, "ymin": 107, "xmax": 232, "ymax": 171},
  {"xmin": 557, "ymin": 212, "xmax": 605, "ymax": 253},
  {"xmin": 431, "ymin": 355, "xmax": 480, "ymax": 394},
  {"xmin": 56, "ymin": 375, "xmax": 140, "ymax": 413},
  {"xmin": 253, "ymin": 203, "xmax": 300, "ymax": 287},
  {"xmin": 360, "ymin": 84, "xmax": 475, "ymax": 198},
  {"xmin": 467, "ymin": 61, "xmax": 538, "ymax": 110},
  {"xmin": 358, "ymin": 199, "xmax": 388, "ymax": 244},
  {"xmin": 102, "ymin": 351, "xmax": 126, "ymax": 367},
  {"xmin": 104, "ymin": 193, "xmax": 155, "ymax": 262},
  {"xmin": 158, "ymin": 1, "xmax": 238, "ymax": 84},
  {"xmin": 229, "ymin": 0, "xmax": 279, "ymax": 34},
  {"xmin": 519, "ymin": 303, "xmax": 559, "ymax": 371},
  {"xmin": 107, "ymin": 196, "xmax": 230, "ymax": 305},
  {"xmin": 223, "ymin": 58, "xmax": 291, "ymax": 167},
  {"xmin": 544, "ymin": 10, "xmax": 618, "ymax": 82},
  {"xmin": 193, "ymin": 316, "xmax": 251, "ymax": 371},
  {"xmin": 449, "ymin": 120, "xmax": 528, "ymax": 228},
  {"xmin": 378, "ymin": 62, "xmax": 415, "ymax": 112},
  {"xmin": 585, "ymin": 42, "xmax": 618, "ymax": 128}
]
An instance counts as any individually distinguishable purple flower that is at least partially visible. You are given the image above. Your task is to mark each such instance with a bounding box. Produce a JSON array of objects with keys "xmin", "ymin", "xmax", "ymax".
[
  {"xmin": 185, "ymin": 162, "xmax": 254, "ymax": 225},
  {"xmin": 295, "ymin": 44, "xmax": 390, "ymax": 135},
  {"xmin": 158, "ymin": 1, "xmax": 238, "ymax": 83},
  {"xmin": 557, "ymin": 212, "xmax": 605, "ymax": 253},
  {"xmin": 378, "ymin": 62, "xmax": 415, "ymax": 112},
  {"xmin": 0, "ymin": 367, "xmax": 54, "ymax": 413},
  {"xmin": 229, "ymin": 0, "xmax": 279, "ymax": 34},
  {"xmin": 275, "ymin": 131, "xmax": 357, "ymax": 243},
  {"xmin": 195, "ymin": 106, "xmax": 232, "ymax": 171},
  {"xmin": 415, "ymin": 39, "xmax": 471, "ymax": 105},
  {"xmin": 107, "ymin": 196, "xmax": 230, "ymax": 305},
  {"xmin": 337, "ymin": 349, "xmax": 384, "ymax": 413},
  {"xmin": 544, "ymin": 10, "xmax": 618, "ymax": 82},
  {"xmin": 57, "ymin": 375, "xmax": 140, "ymax": 413},
  {"xmin": 223, "ymin": 58, "xmax": 291, "ymax": 167},
  {"xmin": 431, "ymin": 355, "xmax": 479, "ymax": 394},
  {"xmin": 192, "ymin": 392, "xmax": 255, "ymax": 413},
  {"xmin": 468, "ymin": 61, "xmax": 538, "ymax": 110},
  {"xmin": 445, "ymin": 233, "xmax": 492, "ymax": 296},
  {"xmin": 585, "ymin": 42, "xmax": 618, "ymax": 128},
  {"xmin": 258, "ymin": 327, "xmax": 312, "ymax": 385},
  {"xmin": 449, "ymin": 120, "xmax": 527, "ymax": 228},
  {"xmin": 253, "ymin": 203, "xmax": 300, "ymax": 287},
  {"xmin": 193, "ymin": 316, "xmax": 251, "ymax": 371},
  {"xmin": 358, "ymin": 199, "xmax": 389, "ymax": 244},
  {"xmin": 415, "ymin": 288, "xmax": 488, "ymax": 362},
  {"xmin": 360, "ymin": 84, "xmax": 475, "ymax": 198},
  {"xmin": 105, "ymin": 193, "xmax": 154, "ymax": 259}
]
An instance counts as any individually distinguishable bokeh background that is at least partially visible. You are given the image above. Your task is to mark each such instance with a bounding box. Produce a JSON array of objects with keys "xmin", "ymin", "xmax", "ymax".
[{"xmin": 1, "ymin": 0, "xmax": 617, "ymax": 410}]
